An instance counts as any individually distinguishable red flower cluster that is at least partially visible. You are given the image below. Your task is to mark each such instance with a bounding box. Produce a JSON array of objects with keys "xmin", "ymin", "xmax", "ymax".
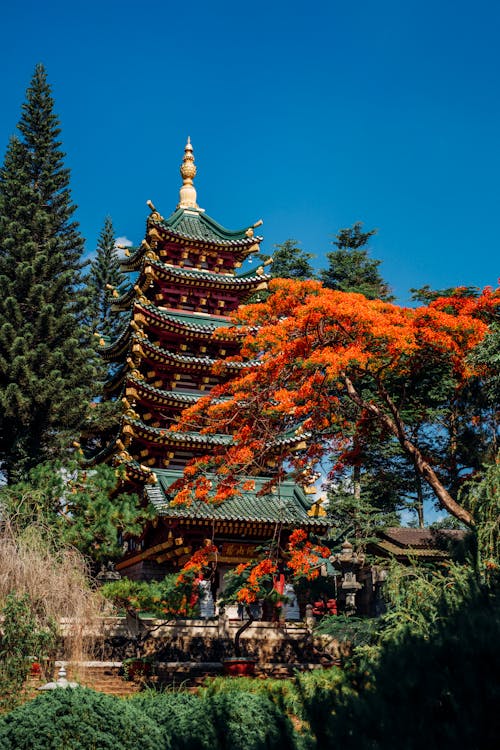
[
  {"xmin": 236, "ymin": 558, "xmax": 278, "ymax": 604},
  {"xmin": 176, "ymin": 543, "xmax": 218, "ymax": 586},
  {"xmin": 287, "ymin": 529, "xmax": 330, "ymax": 580}
]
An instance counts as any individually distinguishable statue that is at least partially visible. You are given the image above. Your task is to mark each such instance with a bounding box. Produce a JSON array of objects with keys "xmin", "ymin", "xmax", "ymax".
[
  {"xmin": 199, "ymin": 578, "xmax": 215, "ymax": 619},
  {"xmin": 283, "ymin": 582, "xmax": 301, "ymax": 621}
]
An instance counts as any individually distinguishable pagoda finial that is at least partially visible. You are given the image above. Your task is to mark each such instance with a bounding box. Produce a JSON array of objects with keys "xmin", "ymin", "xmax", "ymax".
[{"xmin": 178, "ymin": 136, "xmax": 199, "ymax": 209}]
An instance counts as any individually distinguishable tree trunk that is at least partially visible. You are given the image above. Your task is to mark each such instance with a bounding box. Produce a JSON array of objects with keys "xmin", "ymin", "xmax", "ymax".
[
  {"xmin": 234, "ymin": 607, "xmax": 255, "ymax": 657},
  {"xmin": 414, "ymin": 460, "xmax": 425, "ymax": 528},
  {"xmin": 342, "ymin": 373, "xmax": 474, "ymax": 526}
]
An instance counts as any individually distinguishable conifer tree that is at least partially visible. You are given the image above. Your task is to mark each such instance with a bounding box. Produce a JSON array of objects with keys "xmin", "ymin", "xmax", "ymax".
[
  {"xmin": 259, "ymin": 239, "xmax": 316, "ymax": 281},
  {"xmin": 89, "ymin": 216, "xmax": 126, "ymax": 339},
  {"xmin": 0, "ymin": 64, "xmax": 96, "ymax": 481},
  {"xmin": 321, "ymin": 222, "xmax": 394, "ymax": 301}
]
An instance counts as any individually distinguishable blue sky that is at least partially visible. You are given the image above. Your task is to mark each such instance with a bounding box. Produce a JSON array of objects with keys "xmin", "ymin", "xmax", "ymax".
[{"xmin": 0, "ymin": 0, "xmax": 499, "ymax": 304}]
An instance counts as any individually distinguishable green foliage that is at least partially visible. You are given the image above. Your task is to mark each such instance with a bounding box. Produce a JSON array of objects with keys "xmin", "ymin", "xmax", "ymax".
[
  {"xmin": 379, "ymin": 559, "xmax": 477, "ymax": 645},
  {"xmin": 0, "ymin": 64, "xmax": 97, "ymax": 480},
  {"xmin": 315, "ymin": 559, "xmax": 480, "ymax": 672},
  {"xmin": 0, "ymin": 593, "xmax": 57, "ymax": 711},
  {"xmin": 201, "ymin": 665, "xmax": 346, "ymax": 733},
  {"xmin": 315, "ymin": 614, "xmax": 379, "ymax": 650},
  {"xmin": 0, "ymin": 686, "xmax": 299, "ymax": 750},
  {"xmin": 468, "ymin": 322, "xmax": 500, "ymax": 410},
  {"xmin": 132, "ymin": 692, "xmax": 217, "ymax": 750},
  {"xmin": 462, "ymin": 453, "xmax": 500, "ymax": 575},
  {"xmin": 326, "ymin": 480, "xmax": 400, "ymax": 548},
  {"xmin": 410, "ymin": 284, "xmax": 481, "ymax": 304},
  {"xmin": 101, "ymin": 572, "xmax": 198, "ymax": 617},
  {"xmin": 0, "ymin": 460, "xmax": 152, "ymax": 562},
  {"xmin": 88, "ymin": 216, "xmax": 126, "ymax": 340},
  {"xmin": 204, "ymin": 690, "xmax": 298, "ymax": 750},
  {"xmin": 320, "ymin": 584, "xmax": 500, "ymax": 749},
  {"xmin": 320, "ymin": 222, "xmax": 393, "ymax": 301},
  {"xmin": 259, "ymin": 239, "xmax": 316, "ymax": 281},
  {"xmin": 0, "ymin": 688, "xmax": 163, "ymax": 749}
]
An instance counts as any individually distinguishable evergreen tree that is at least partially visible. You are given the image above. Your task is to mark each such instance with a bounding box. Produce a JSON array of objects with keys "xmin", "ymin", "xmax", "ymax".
[
  {"xmin": 89, "ymin": 216, "xmax": 126, "ymax": 339},
  {"xmin": 0, "ymin": 64, "xmax": 96, "ymax": 480},
  {"xmin": 320, "ymin": 222, "xmax": 394, "ymax": 301},
  {"xmin": 258, "ymin": 238, "xmax": 315, "ymax": 280}
]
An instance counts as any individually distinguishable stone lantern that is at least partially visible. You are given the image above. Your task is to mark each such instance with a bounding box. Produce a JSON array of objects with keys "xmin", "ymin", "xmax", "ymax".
[{"xmin": 331, "ymin": 540, "xmax": 364, "ymax": 615}]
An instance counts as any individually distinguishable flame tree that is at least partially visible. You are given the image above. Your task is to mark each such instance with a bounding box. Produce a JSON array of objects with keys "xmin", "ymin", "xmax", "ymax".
[{"xmin": 175, "ymin": 279, "xmax": 499, "ymax": 527}]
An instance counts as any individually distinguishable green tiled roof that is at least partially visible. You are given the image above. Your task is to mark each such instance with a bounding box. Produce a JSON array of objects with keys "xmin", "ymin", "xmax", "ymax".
[
  {"xmin": 103, "ymin": 306, "xmax": 237, "ymax": 359},
  {"xmin": 146, "ymin": 469, "xmax": 330, "ymax": 526},
  {"xmin": 159, "ymin": 208, "xmax": 262, "ymax": 246},
  {"xmin": 138, "ymin": 336, "xmax": 250, "ymax": 370},
  {"xmin": 146, "ymin": 305, "xmax": 235, "ymax": 336},
  {"xmin": 148, "ymin": 307, "xmax": 234, "ymax": 331},
  {"xmin": 128, "ymin": 375, "xmax": 219, "ymax": 406},
  {"xmin": 124, "ymin": 417, "xmax": 232, "ymax": 446},
  {"xmin": 149, "ymin": 258, "xmax": 270, "ymax": 287}
]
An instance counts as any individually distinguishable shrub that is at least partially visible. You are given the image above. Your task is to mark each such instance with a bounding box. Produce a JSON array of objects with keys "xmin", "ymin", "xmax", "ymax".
[
  {"xmin": 0, "ymin": 688, "xmax": 163, "ymax": 750},
  {"xmin": 205, "ymin": 690, "xmax": 298, "ymax": 750},
  {"xmin": 0, "ymin": 592, "xmax": 56, "ymax": 711},
  {"xmin": 310, "ymin": 586, "xmax": 500, "ymax": 750},
  {"xmin": 134, "ymin": 689, "xmax": 299, "ymax": 750},
  {"xmin": 132, "ymin": 692, "xmax": 215, "ymax": 750}
]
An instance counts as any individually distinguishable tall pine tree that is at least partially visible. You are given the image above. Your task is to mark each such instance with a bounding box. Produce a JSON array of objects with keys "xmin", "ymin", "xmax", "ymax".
[
  {"xmin": 0, "ymin": 64, "xmax": 96, "ymax": 481},
  {"xmin": 258, "ymin": 239, "xmax": 316, "ymax": 281},
  {"xmin": 89, "ymin": 216, "xmax": 126, "ymax": 339},
  {"xmin": 320, "ymin": 222, "xmax": 394, "ymax": 301}
]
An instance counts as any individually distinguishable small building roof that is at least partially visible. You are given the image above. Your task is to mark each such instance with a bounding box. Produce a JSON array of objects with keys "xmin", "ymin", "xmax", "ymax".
[{"xmin": 370, "ymin": 526, "xmax": 467, "ymax": 560}]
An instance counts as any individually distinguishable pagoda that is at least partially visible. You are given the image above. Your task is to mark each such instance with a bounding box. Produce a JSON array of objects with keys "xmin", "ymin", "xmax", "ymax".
[{"xmin": 99, "ymin": 139, "xmax": 329, "ymax": 583}]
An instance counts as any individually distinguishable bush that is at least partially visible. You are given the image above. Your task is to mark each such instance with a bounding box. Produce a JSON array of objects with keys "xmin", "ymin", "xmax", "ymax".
[
  {"xmin": 311, "ymin": 586, "xmax": 500, "ymax": 750},
  {"xmin": 205, "ymin": 690, "xmax": 298, "ymax": 750},
  {"xmin": 132, "ymin": 692, "xmax": 215, "ymax": 750},
  {"xmin": 0, "ymin": 592, "xmax": 56, "ymax": 711},
  {"xmin": 0, "ymin": 688, "xmax": 163, "ymax": 750},
  {"xmin": 133, "ymin": 689, "xmax": 299, "ymax": 750}
]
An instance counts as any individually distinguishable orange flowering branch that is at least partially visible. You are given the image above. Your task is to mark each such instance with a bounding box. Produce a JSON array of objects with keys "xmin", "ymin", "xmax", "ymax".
[{"xmin": 173, "ymin": 280, "xmax": 499, "ymax": 525}]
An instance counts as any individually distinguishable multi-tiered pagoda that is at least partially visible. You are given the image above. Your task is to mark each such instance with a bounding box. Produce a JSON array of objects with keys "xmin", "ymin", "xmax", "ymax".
[{"xmin": 99, "ymin": 139, "xmax": 328, "ymax": 583}]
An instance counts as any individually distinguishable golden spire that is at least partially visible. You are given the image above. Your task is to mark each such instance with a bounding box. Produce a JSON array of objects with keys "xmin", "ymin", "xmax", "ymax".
[{"xmin": 178, "ymin": 136, "xmax": 199, "ymax": 209}]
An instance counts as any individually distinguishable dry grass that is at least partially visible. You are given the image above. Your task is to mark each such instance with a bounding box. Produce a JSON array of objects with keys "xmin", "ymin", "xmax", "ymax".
[{"xmin": 0, "ymin": 520, "xmax": 109, "ymax": 679}]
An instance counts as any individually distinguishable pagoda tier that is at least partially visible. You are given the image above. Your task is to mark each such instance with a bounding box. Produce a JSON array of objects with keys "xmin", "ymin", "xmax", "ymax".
[
  {"xmin": 112, "ymin": 258, "xmax": 269, "ymax": 315},
  {"xmin": 95, "ymin": 138, "xmax": 328, "ymax": 580},
  {"xmin": 121, "ymin": 208, "xmax": 263, "ymax": 275},
  {"xmin": 101, "ymin": 306, "xmax": 240, "ymax": 362}
]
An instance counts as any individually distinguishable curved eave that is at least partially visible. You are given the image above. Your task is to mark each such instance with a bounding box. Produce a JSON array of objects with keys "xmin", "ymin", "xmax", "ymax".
[
  {"xmin": 120, "ymin": 459, "xmax": 155, "ymax": 483},
  {"xmin": 148, "ymin": 258, "xmax": 270, "ymax": 290},
  {"xmin": 100, "ymin": 328, "xmax": 132, "ymax": 361},
  {"xmin": 144, "ymin": 318, "xmax": 239, "ymax": 344},
  {"xmin": 103, "ymin": 365, "xmax": 128, "ymax": 395},
  {"xmin": 112, "ymin": 285, "xmax": 136, "ymax": 312},
  {"xmin": 149, "ymin": 220, "xmax": 263, "ymax": 260},
  {"xmin": 119, "ymin": 246, "xmax": 145, "ymax": 272},
  {"xmin": 134, "ymin": 336, "xmax": 251, "ymax": 373},
  {"xmin": 126, "ymin": 375, "xmax": 223, "ymax": 409},
  {"xmin": 159, "ymin": 206, "xmax": 262, "ymax": 242},
  {"xmin": 82, "ymin": 435, "xmax": 121, "ymax": 466},
  {"xmin": 124, "ymin": 416, "xmax": 232, "ymax": 448},
  {"xmin": 135, "ymin": 303, "xmax": 239, "ymax": 342}
]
